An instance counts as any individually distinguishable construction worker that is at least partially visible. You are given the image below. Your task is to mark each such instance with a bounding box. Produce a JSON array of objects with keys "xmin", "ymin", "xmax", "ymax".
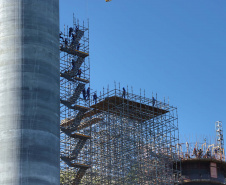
[
  {"xmin": 93, "ymin": 92, "xmax": 97, "ymax": 104},
  {"xmin": 87, "ymin": 87, "xmax": 90, "ymax": 100},
  {"xmin": 77, "ymin": 68, "xmax": 82, "ymax": 78},
  {"xmin": 206, "ymin": 148, "xmax": 211, "ymax": 158},
  {"xmin": 198, "ymin": 148, "xmax": 203, "ymax": 158},
  {"xmin": 152, "ymin": 97, "xmax": 156, "ymax": 106},
  {"xmin": 82, "ymin": 88, "xmax": 86, "ymax": 100},
  {"xmin": 192, "ymin": 148, "xmax": 197, "ymax": 157},
  {"xmin": 69, "ymin": 27, "xmax": 73, "ymax": 37},
  {"xmin": 122, "ymin": 87, "xmax": 126, "ymax": 98}
]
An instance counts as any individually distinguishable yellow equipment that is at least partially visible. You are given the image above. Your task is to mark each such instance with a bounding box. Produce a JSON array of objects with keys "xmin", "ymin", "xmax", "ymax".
[{"xmin": 105, "ymin": 0, "xmax": 112, "ymax": 2}]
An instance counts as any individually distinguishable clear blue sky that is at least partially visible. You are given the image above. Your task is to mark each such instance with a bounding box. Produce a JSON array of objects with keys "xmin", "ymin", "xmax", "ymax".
[{"xmin": 60, "ymin": 0, "xmax": 226, "ymax": 147}]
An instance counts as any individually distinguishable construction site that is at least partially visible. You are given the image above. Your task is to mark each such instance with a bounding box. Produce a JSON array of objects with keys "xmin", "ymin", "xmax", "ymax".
[
  {"xmin": 59, "ymin": 17, "xmax": 181, "ymax": 184},
  {"xmin": 1, "ymin": 1, "xmax": 225, "ymax": 185},
  {"xmin": 58, "ymin": 16, "xmax": 226, "ymax": 185}
]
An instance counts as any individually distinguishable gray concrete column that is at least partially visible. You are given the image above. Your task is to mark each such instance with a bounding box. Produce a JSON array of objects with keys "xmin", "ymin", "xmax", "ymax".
[{"xmin": 0, "ymin": 0, "xmax": 60, "ymax": 184}]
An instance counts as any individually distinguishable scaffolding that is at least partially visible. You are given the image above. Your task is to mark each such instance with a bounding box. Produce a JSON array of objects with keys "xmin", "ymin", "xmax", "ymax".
[
  {"xmin": 60, "ymin": 16, "xmax": 91, "ymax": 185},
  {"xmin": 59, "ymin": 16, "xmax": 180, "ymax": 185},
  {"xmin": 79, "ymin": 87, "xmax": 180, "ymax": 185}
]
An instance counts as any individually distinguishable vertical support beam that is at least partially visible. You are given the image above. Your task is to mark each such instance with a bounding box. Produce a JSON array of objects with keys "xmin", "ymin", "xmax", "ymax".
[{"xmin": 0, "ymin": 0, "xmax": 60, "ymax": 184}]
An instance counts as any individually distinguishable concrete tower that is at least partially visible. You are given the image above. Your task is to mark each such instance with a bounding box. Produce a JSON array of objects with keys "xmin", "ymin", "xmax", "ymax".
[{"xmin": 0, "ymin": 1, "xmax": 60, "ymax": 184}]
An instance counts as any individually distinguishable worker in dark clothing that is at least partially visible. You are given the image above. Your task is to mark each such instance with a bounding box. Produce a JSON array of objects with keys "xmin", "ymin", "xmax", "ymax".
[
  {"xmin": 122, "ymin": 87, "xmax": 126, "ymax": 98},
  {"xmin": 76, "ymin": 43, "xmax": 80, "ymax": 50},
  {"xmin": 206, "ymin": 148, "xmax": 211, "ymax": 158},
  {"xmin": 77, "ymin": 68, "xmax": 82, "ymax": 78},
  {"xmin": 198, "ymin": 148, "xmax": 203, "ymax": 158},
  {"xmin": 87, "ymin": 87, "xmax": 90, "ymax": 100},
  {"xmin": 69, "ymin": 27, "xmax": 73, "ymax": 37},
  {"xmin": 82, "ymin": 88, "xmax": 86, "ymax": 100},
  {"xmin": 152, "ymin": 97, "xmax": 156, "ymax": 106},
  {"xmin": 93, "ymin": 92, "xmax": 97, "ymax": 104}
]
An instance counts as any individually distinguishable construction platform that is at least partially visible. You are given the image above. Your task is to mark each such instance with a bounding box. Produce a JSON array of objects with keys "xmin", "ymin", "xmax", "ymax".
[
  {"xmin": 61, "ymin": 95, "xmax": 169, "ymax": 129},
  {"xmin": 60, "ymin": 46, "xmax": 89, "ymax": 58},
  {"xmin": 83, "ymin": 96, "xmax": 168, "ymax": 121}
]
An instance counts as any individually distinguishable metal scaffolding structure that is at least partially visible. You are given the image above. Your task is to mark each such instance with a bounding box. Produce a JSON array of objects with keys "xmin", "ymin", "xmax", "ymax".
[
  {"xmin": 79, "ymin": 87, "xmax": 180, "ymax": 185},
  {"xmin": 60, "ymin": 16, "xmax": 91, "ymax": 185},
  {"xmin": 59, "ymin": 16, "xmax": 180, "ymax": 185}
]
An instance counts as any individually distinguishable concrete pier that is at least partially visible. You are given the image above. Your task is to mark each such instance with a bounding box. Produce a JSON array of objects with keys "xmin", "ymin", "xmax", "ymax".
[{"xmin": 0, "ymin": 0, "xmax": 60, "ymax": 184}]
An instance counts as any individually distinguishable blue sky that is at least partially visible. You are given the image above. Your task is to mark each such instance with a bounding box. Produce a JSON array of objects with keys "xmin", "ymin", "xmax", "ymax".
[{"xmin": 60, "ymin": 0, "xmax": 226, "ymax": 147}]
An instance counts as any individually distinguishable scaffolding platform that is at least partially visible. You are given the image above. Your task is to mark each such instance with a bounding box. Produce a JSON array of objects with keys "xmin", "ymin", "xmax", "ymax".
[
  {"xmin": 83, "ymin": 96, "xmax": 168, "ymax": 121},
  {"xmin": 71, "ymin": 133, "xmax": 91, "ymax": 140},
  {"xmin": 60, "ymin": 72, "xmax": 89, "ymax": 83},
  {"xmin": 60, "ymin": 46, "xmax": 89, "ymax": 58},
  {"xmin": 61, "ymin": 127, "xmax": 90, "ymax": 139},
  {"xmin": 61, "ymin": 117, "xmax": 102, "ymax": 130}
]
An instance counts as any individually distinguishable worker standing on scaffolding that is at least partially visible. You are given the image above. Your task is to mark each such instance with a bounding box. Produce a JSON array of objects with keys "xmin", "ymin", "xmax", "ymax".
[
  {"xmin": 122, "ymin": 87, "xmax": 126, "ymax": 98},
  {"xmin": 69, "ymin": 27, "xmax": 73, "ymax": 37},
  {"xmin": 152, "ymin": 97, "xmax": 156, "ymax": 106},
  {"xmin": 192, "ymin": 148, "xmax": 197, "ymax": 158},
  {"xmin": 198, "ymin": 148, "xmax": 203, "ymax": 158},
  {"xmin": 86, "ymin": 87, "xmax": 90, "ymax": 100},
  {"xmin": 206, "ymin": 148, "xmax": 211, "ymax": 158},
  {"xmin": 93, "ymin": 92, "xmax": 97, "ymax": 104}
]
